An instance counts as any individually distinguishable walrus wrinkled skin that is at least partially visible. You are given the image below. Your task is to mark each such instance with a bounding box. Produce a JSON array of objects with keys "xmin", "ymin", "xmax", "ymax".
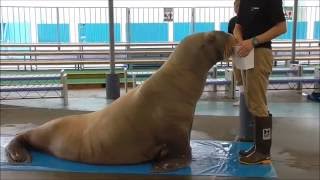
[{"xmin": 5, "ymin": 31, "xmax": 236, "ymax": 172}]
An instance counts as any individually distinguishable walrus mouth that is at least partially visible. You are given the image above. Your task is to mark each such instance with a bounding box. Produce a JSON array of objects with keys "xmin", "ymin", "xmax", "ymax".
[
  {"xmin": 223, "ymin": 34, "xmax": 237, "ymax": 61},
  {"xmin": 223, "ymin": 40, "xmax": 234, "ymax": 60}
]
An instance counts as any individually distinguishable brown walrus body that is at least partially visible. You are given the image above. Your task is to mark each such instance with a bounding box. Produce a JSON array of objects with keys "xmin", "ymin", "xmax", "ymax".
[{"xmin": 5, "ymin": 31, "xmax": 235, "ymax": 172}]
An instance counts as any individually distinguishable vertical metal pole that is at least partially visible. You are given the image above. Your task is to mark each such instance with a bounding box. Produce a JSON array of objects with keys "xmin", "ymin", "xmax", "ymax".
[
  {"xmin": 13, "ymin": 8, "xmax": 16, "ymax": 43},
  {"xmin": 106, "ymin": 0, "xmax": 120, "ymax": 99},
  {"xmin": 297, "ymin": 65, "xmax": 303, "ymax": 92},
  {"xmin": 124, "ymin": 67, "xmax": 128, "ymax": 93},
  {"xmin": 291, "ymin": 0, "xmax": 298, "ymax": 64},
  {"xmin": 315, "ymin": 67, "xmax": 320, "ymax": 91},
  {"xmin": 60, "ymin": 70, "xmax": 68, "ymax": 106},
  {"xmin": 126, "ymin": 8, "xmax": 130, "ymax": 43},
  {"xmin": 132, "ymin": 74, "xmax": 136, "ymax": 88},
  {"xmin": 125, "ymin": 8, "xmax": 131, "ymax": 62},
  {"xmin": 18, "ymin": 7, "xmax": 21, "ymax": 43},
  {"xmin": 191, "ymin": 8, "xmax": 195, "ymax": 33},
  {"xmin": 212, "ymin": 66, "xmax": 217, "ymax": 92},
  {"xmin": 109, "ymin": 1, "xmax": 115, "ymax": 74},
  {"xmin": 23, "ymin": 8, "xmax": 27, "ymax": 43},
  {"xmin": 56, "ymin": 7, "xmax": 61, "ymax": 45}
]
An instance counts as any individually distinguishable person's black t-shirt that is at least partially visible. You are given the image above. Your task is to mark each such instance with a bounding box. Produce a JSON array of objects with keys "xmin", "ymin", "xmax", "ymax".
[
  {"xmin": 237, "ymin": 0, "xmax": 285, "ymax": 48},
  {"xmin": 228, "ymin": 16, "xmax": 237, "ymax": 34}
]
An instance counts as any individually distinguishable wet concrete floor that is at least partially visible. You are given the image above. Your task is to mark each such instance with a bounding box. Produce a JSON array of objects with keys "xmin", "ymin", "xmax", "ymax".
[{"xmin": 0, "ymin": 88, "xmax": 319, "ymax": 180}]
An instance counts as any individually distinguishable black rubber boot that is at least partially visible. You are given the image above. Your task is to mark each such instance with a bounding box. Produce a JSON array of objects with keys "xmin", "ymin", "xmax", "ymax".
[
  {"xmin": 239, "ymin": 115, "xmax": 272, "ymax": 165},
  {"xmin": 239, "ymin": 112, "xmax": 272, "ymax": 157},
  {"xmin": 236, "ymin": 93, "xmax": 254, "ymax": 142},
  {"xmin": 239, "ymin": 145, "xmax": 255, "ymax": 157}
]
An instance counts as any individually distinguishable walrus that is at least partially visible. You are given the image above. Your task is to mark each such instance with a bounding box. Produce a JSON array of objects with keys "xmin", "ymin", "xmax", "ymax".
[{"xmin": 5, "ymin": 31, "xmax": 236, "ymax": 172}]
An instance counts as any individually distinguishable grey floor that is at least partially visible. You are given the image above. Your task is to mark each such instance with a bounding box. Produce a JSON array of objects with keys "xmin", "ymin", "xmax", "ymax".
[
  {"xmin": 1, "ymin": 88, "xmax": 319, "ymax": 118},
  {"xmin": 0, "ymin": 88, "xmax": 319, "ymax": 180}
]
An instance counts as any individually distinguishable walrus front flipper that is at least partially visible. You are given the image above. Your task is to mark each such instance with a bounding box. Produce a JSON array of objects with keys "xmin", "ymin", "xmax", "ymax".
[
  {"xmin": 153, "ymin": 157, "xmax": 191, "ymax": 173},
  {"xmin": 5, "ymin": 135, "xmax": 31, "ymax": 163},
  {"xmin": 152, "ymin": 145, "xmax": 192, "ymax": 173}
]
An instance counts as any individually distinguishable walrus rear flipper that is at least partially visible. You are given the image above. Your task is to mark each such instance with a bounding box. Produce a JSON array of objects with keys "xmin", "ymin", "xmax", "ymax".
[{"xmin": 5, "ymin": 134, "xmax": 32, "ymax": 164}]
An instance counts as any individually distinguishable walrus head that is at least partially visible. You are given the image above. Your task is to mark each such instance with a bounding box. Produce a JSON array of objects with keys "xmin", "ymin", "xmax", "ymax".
[{"xmin": 202, "ymin": 31, "xmax": 236, "ymax": 63}]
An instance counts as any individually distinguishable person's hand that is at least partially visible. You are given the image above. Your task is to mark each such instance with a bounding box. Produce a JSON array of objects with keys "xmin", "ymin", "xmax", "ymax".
[{"xmin": 237, "ymin": 39, "xmax": 254, "ymax": 57}]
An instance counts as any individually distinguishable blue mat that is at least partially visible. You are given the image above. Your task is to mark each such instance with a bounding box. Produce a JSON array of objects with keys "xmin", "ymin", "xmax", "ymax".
[{"xmin": 0, "ymin": 136, "xmax": 277, "ymax": 178}]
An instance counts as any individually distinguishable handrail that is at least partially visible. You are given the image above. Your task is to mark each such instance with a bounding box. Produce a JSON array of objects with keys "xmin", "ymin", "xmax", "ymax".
[
  {"xmin": 1, "ymin": 56, "xmax": 319, "ymax": 67},
  {"xmin": 0, "ymin": 42, "xmax": 179, "ymax": 48},
  {"xmin": 0, "ymin": 50, "xmax": 173, "ymax": 56},
  {"xmin": 0, "ymin": 40, "xmax": 318, "ymax": 48},
  {"xmin": 1, "ymin": 47, "xmax": 318, "ymax": 56},
  {"xmin": 0, "ymin": 59, "xmax": 167, "ymax": 65},
  {"xmin": 273, "ymin": 47, "xmax": 320, "ymax": 52}
]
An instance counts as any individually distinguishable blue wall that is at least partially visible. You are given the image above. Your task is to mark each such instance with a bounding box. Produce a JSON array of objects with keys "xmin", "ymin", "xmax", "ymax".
[
  {"xmin": 220, "ymin": 22, "xmax": 229, "ymax": 33},
  {"xmin": 78, "ymin": 23, "xmax": 121, "ymax": 43},
  {"xmin": 129, "ymin": 23, "xmax": 168, "ymax": 43},
  {"xmin": 174, "ymin": 22, "xmax": 215, "ymax": 42},
  {"xmin": 195, "ymin": 23, "xmax": 214, "ymax": 33},
  {"xmin": 0, "ymin": 23, "xmax": 31, "ymax": 43},
  {"xmin": 1, "ymin": 21, "xmax": 319, "ymax": 44},
  {"xmin": 173, "ymin": 23, "xmax": 191, "ymax": 42},
  {"xmin": 38, "ymin": 24, "xmax": 70, "ymax": 43},
  {"xmin": 277, "ymin": 21, "xmax": 307, "ymax": 40},
  {"xmin": 314, "ymin": 21, "xmax": 320, "ymax": 40}
]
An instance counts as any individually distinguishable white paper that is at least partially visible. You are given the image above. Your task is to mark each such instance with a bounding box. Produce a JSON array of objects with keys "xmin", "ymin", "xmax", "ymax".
[{"xmin": 232, "ymin": 46, "xmax": 254, "ymax": 70}]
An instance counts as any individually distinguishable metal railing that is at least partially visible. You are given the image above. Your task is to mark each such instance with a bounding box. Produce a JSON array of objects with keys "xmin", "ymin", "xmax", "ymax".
[{"xmin": 1, "ymin": 6, "xmax": 319, "ymax": 44}]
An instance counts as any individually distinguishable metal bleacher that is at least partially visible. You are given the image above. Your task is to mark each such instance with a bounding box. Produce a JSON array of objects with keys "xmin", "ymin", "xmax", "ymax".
[
  {"xmin": 0, "ymin": 70, "xmax": 68, "ymax": 105},
  {"xmin": 0, "ymin": 40, "xmax": 319, "ymax": 100}
]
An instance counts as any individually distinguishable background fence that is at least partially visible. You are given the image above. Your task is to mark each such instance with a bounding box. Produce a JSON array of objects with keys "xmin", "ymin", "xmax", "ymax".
[{"xmin": 1, "ymin": 6, "xmax": 319, "ymax": 44}]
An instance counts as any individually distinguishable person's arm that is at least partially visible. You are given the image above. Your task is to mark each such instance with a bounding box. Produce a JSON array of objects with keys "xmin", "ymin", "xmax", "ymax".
[
  {"xmin": 237, "ymin": 21, "xmax": 286, "ymax": 57},
  {"xmin": 254, "ymin": 21, "xmax": 287, "ymax": 46}
]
